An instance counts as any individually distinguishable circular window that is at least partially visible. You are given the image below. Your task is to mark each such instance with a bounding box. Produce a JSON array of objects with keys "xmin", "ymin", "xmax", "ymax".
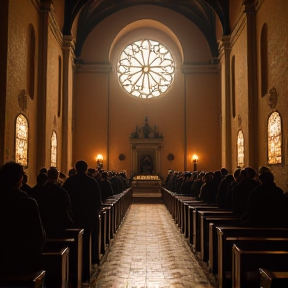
[{"xmin": 117, "ymin": 39, "xmax": 175, "ymax": 98}]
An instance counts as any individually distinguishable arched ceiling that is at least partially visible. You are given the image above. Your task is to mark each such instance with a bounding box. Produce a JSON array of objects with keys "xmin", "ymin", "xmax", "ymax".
[{"xmin": 62, "ymin": 0, "xmax": 230, "ymax": 60}]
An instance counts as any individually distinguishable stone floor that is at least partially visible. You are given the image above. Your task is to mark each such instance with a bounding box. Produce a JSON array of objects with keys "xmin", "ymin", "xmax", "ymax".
[{"xmin": 92, "ymin": 202, "xmax": 217, "ymax": 288}]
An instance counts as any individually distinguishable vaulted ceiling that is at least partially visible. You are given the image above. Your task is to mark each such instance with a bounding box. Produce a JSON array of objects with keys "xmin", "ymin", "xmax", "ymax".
[{"xmin": 62, "ymin": 0, "xmax": 230, "ymax": 59}]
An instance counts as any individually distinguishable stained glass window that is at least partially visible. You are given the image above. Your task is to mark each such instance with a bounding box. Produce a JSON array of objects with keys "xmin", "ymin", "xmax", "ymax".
[
  {"xmin": 268, "ymin": 112, "xmax": 282, "ymax": 164},
  {"xmin": 15, "ymin": 114, "xmax": 28, "ymax": 167},
  {"xmin": 237, "ymin": 130, "xmax": 244, "ymax": 168},
  {"xmin": 117, "ymin": 39, "xmax": 175, "ymax": 98},
  {"xmin": 51, "ymin": 131, "xmax": 57, "ymax": 167}
]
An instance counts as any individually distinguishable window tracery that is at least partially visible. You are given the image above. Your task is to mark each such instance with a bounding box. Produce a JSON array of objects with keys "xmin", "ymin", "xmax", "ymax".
[
  {"xmin": 268, "ymin": 112, "xmax": 282, "ymax": 164},
  {"xmin": 117, "ymin": 39, "xmax": 175, "ymax": 98},
  {"xmin": 237, "ymin": 130, "xmax": 244, "ymax": 168},
  {"xmin": 15, "ymin": 114, "xmax": 28, "ymax": 167}
]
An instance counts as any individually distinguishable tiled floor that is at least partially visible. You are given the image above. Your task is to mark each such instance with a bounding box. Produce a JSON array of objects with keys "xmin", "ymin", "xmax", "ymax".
[{"xmin": 92, "ymin": 202, "xmax": 217, "ymax": 288}]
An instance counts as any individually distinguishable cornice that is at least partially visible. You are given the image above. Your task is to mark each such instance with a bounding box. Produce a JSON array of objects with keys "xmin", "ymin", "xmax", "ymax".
[
  {"xmin": 230, "ymin": 12, "xmax": 246, "ymax": 48},
  {"xmin": 48, "ymin": 4, "xmax": 63, "ymax": 48}
]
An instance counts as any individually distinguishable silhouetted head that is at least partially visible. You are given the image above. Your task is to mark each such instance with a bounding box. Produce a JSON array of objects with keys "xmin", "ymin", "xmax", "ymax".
[
  {"xmin": 258, "ymin": 166, "xmax": 271, "ymax": 175},
  {"xmin": 75, "ymin": 160, "xmax": 88, "ymax": 174},
  {"xmin": 47, "ymin": 168, "xmax": 59, "ymax": 182},
  {"xmin": 39, "ymin": 167, "xmax": 48, "ymax": 174},
  {"xmin": 220, "ymin": 167, "xmax": 228, "ymax": 177},
  {"xmin": 259, "ymin": 171, "xmax": 274, "ymax": 184},
  {"xmin": 244, "ymin": 167, "xmax": 256, "ymax": 179},
  {"xmin": 0, "ymin": 161, "xmax": 24, "ymax": 188},
  {"xmin": 37, "ymin": 173, "xmax": 48, "ymax": 186},
  {"xmin": 68, "ymin": 168, "xmax": 76, "ymax": 177}
]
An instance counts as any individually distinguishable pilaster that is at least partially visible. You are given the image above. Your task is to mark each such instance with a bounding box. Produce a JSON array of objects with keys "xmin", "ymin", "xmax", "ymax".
[
  {"xmin": 61, "ymin": 35, "xmax": 75, "ymax": 174},
  {"xmin": 219, "ymin": 35, "xmax": 232, "ymax": 172},
  {"xmin": 37, "ymin": 0, "xmax": 52, "ymax": 171},
  {"xmin": 242, "ymin": 0, "xmax": 259, "ymax": 169}
]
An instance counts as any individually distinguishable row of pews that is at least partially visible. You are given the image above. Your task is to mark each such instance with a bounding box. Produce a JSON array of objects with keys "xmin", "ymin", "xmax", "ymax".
[
  {"xmin": 162, "ymin": 188, "xmax": 288, "ymax": 288},
  {"xmin": 0, "ymin": 188, "xmax": 133, "ymax": 288}
]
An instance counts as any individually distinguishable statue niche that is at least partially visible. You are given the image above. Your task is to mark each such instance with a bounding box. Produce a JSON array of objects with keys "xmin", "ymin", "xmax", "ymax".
[{"xmin": 140, "ymin": 155, "xmax": 153, "ymax": 174}]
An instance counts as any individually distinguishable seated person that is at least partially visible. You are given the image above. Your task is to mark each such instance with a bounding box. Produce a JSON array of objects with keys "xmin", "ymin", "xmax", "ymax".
[
  {"xmin": 34, "ymin": 168, "xmax": 74, "ymax": 237},
  {"xmin": 241, "ymin": 169, "xmax": 288, "ymax": 227},
  {"xmin": 0, "ymin": 161, "xmax": 46, "ymax": 274}
]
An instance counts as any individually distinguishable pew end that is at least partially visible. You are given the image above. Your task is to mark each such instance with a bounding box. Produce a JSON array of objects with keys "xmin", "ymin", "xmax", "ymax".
[
  {"xmin": 0, "ymin": 270, "xmax": 46, "ymax": 288},
  {"xmin": 259, "ymin": 268, "xmax": 288, "ymax": 288}
]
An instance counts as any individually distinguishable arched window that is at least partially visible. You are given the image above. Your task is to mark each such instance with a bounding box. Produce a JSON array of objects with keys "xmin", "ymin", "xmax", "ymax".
[
  {"xmin": 237, "ymin": 130, "xmax": 244, "ymax": 168},
  {"xmin": 51, "ymin": 131, "xmax": 57, "ymax": 167},
  {"xmin": 15, "ymin": 114, "xmax": 28, "ymax": 167},
  {"xmin": 26, "ymin": 24, "xmax": 35, "ymax": 100},
  {"xmin": 260, "ymin": 24, "xmax": 268, "ymax": 97},
  {"xmin": 268, "ymin": 112, "xmax": 282, "ymax": 164},
  {"xmin": 117, "ymin": 39, "xmax": 175, "ymax": 98}
]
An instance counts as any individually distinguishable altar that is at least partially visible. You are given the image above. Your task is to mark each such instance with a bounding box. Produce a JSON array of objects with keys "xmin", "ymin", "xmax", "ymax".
[{"xmin": 132, "ymin": 175, "xmax": 162, "ymax": 197}]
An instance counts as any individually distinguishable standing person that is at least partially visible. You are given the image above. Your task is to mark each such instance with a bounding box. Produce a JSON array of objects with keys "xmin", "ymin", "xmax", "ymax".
[
  {"xmin": 34, "ymin": 168, "xmax": 74, "ymax": 237},
  {"xmin": 98, "ymin": 171, "xmax": 114, "ymax": 202},
  {"xmin": 0, "ymin": 161, "xmax": 46, "ymax": 274},
  {"xmin": 62, "ymin": 160, "xmax": 102, "ymax": 281}
]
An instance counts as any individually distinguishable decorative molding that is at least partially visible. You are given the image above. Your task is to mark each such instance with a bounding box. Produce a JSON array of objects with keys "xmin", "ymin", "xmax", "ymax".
[
  {"xmin": 181, "ymin": 63, "xmax": 220, "ymax": 74},
  {"xmin": 230, "ymin": 13, "xmax": 246, "ymax": 48},
  {"xmin": 167, "ymin": 153, "xmax": 174, "ymax": 161},
  {"xmin": 48, "ymin": 4, "xmax": 63, "ymax": 47},
  {"xmin": 119, "ymin": 154, "xmax": 125, "ymax": 161},
  {"xmin": 18, "ymin": 90, "xmax": 28, "ymax": 111}
]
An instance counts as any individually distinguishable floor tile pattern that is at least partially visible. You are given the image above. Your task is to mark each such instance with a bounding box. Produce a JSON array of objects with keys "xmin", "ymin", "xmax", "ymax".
[{"xmin": 93, "ymin": 203, "xmax": 216, "ymax": 288}]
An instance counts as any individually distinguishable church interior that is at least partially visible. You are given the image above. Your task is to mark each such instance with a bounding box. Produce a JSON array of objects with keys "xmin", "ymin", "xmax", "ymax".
[
  {"xmin": 1, "ymin": 0, "xmax": 287, "ymax": 190},
  {"xmin": 1, "ymin": 0, "xmax": 288, "ymax": 287}
]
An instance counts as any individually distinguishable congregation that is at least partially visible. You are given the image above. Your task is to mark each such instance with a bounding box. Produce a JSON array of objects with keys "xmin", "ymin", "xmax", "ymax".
[
  {"xmin": 1, "ymin": 161, "xmax": 288, "ymax": 287},
  {"xmin": 163, "ymin": 167, "xmax": 288, "ymax": 228},
  {"xmin": 0, "ymin": 160, "xmax": 130, "ymax": 283}
]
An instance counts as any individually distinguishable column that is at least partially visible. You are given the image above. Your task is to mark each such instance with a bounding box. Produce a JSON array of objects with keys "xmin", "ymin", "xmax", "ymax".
[
  {"xmin": 219, "ymin": 36, "xmax": 232, "ymax": 171},
  {"xmin": 36, "ymin": 0, "xmax": 52, "ymax": 171},
  {"xmin": 243, "ymin": 0, "xmax": 259, "ymax": 168},
  {"xmin": 61, "ymin": 35, "xmax": 75, "ymax": 174}
]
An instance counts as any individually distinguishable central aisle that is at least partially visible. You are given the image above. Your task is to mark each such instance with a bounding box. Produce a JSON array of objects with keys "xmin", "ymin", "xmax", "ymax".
[{"xmin": 93, "ymin": 203, "xmax": 216, "ymax": 288}]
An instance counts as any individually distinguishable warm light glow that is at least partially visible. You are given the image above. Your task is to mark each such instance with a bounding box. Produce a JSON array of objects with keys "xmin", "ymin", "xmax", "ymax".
[
  {"xmin": 117, "ymin": 39, "xmax": 175, "ymax": 98},
  {"xmin": 192, "ymin": 155, "xmax": 198, "ymax": 163},
  {"xmin": 96, "ymin": 154, "xmax": 103, "ymax": 161}
]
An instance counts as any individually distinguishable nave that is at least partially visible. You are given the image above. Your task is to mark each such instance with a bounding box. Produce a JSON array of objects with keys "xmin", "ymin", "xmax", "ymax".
[{"xmin": 93, "ymin": 201, "xmax": 216, "ymax": 288}]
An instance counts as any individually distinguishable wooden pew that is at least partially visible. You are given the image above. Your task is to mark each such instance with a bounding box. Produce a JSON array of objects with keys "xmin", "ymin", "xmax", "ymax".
[
  {"xmin": 41, "ymin": 246, "xmax": 69, "ymax": 288},
  {"xmin": 232, "ymin": 242, "xmax": 288, "ymax": 288},
  {"xmin": 209, "ymin": 221, "xmax": 241, "ymax": 274},
  {"xmin": 193, "ymin": 209, "xmax": 233, "ymax": 253},
  {"xmin": 45, "ymin": 229, "xmax": 84, "ymax": 288},
  {"xmin": 200, "ymin": 215, "xmax": 240, "ymax": 263},
  {"xmin": 259, "ymin": 268, "xmax": 288, "ymax": 288},
  {"xmin": 215, "ymin": 227, "xmax": 288, "ymax": 288},
  {"xmin": 187, "ymin": 203, "xmax": 219, "ymax": 245},
  {"xmin": 0, "ymin": 270, "xmax": 46, "ymax": 288}
]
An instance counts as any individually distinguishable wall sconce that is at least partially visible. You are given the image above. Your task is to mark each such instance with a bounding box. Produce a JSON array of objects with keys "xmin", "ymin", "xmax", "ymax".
[
  {"xmin": 96, "ymin": 154, "xmax": 103, "ymax": 170},
  {"xmin": 192, "ymin": 154, "xmax": 198, "ymax": 171}
]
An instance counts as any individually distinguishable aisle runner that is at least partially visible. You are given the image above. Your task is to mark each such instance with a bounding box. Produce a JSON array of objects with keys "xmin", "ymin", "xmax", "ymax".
[{"xmin": 94, "ymin": 204, "xmax": 211, "ymax": 288}]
